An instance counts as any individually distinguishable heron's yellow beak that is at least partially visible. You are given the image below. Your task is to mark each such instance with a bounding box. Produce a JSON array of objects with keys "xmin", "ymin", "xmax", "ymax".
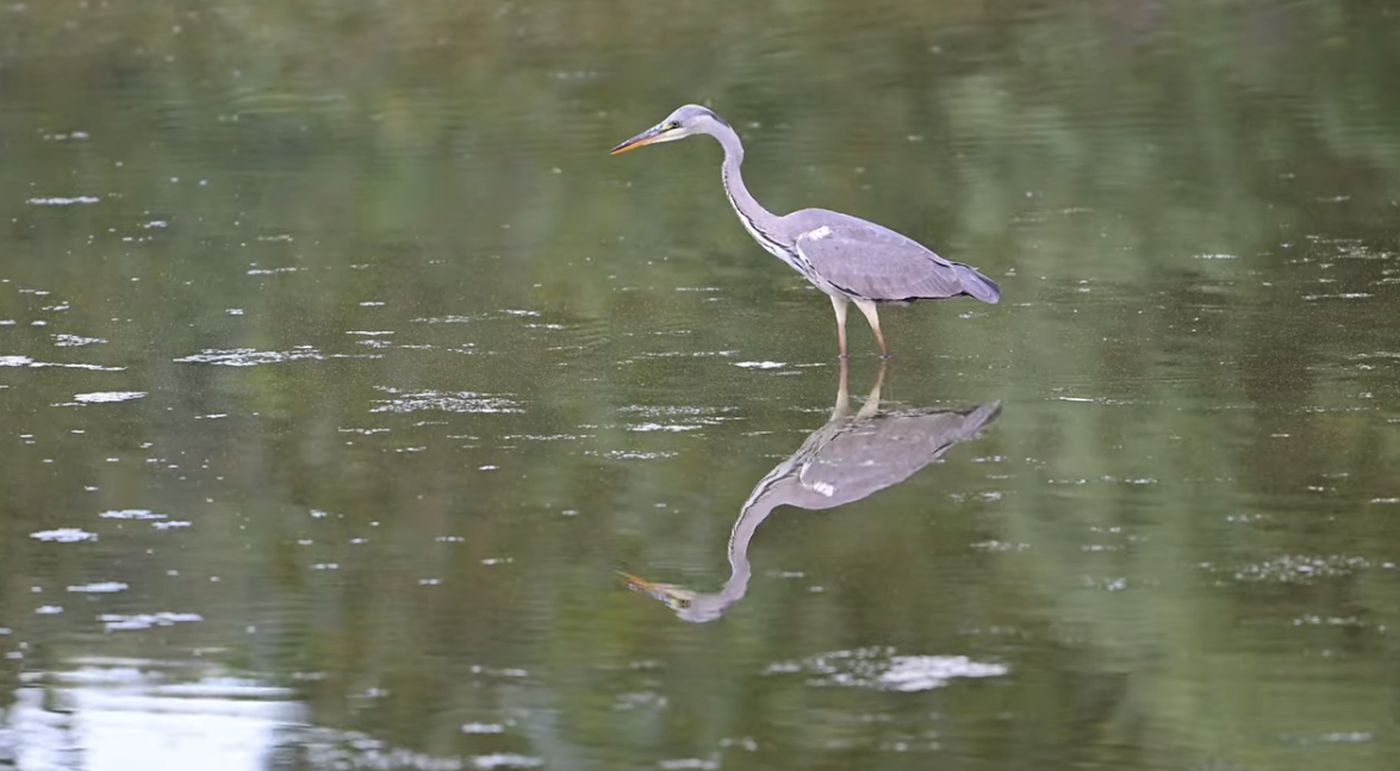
[{"xmin": 610, "ymin": 125, "xmax": 669, "ymax": 155}]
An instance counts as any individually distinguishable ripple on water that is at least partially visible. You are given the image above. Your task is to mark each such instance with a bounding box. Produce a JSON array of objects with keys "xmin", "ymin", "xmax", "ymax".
[
  {"xmin": 765, "ymin": 647, "xmax": 1008, "ymax": 692},
  {"xmin": 591, "ymin": 450, "xmax": 680, "ymax": 461},
  {"xmin": 0, "ymin": 355, "xmax": 125, "ymax": 371},
  {"xmin": 302, "ymin": 728, "xmax": 542, "ymax": 770},
  {"xmin": 52, "ymin": 333, "xmax": 107, "ymax": 347},
  {"xmin": 617, "ymin": 405, "xmax": 738, "ymax": 433},
  {"xmin": 370, "ymin": 387, "xmax": 523, "ymax": 414},
  {"xmin": 173, "ymin": 346, "xmax": 323, "ymax": 366},
  {"xmin": 100, "ymin": 612, "xmax": 202, "ymax": 632},
  {"xmin": 1219, "ymin": 554, "xmax": 1386, "ymax": 583}
]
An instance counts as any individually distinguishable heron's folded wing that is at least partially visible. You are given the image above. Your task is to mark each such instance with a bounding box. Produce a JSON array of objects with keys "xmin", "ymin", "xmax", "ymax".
[
  {"xmin": 795, "ymin": 215, "xmax": 1002, "ymax": 306},
  {"xmin": 793, "ymin": 221, "xmax": 974, "ymax": 301}
]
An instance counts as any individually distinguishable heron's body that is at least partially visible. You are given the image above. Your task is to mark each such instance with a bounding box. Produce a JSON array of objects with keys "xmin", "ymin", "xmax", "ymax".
[{"xmin": 612, "ymin": 104, "xmax": 1000, "ymax": 357}]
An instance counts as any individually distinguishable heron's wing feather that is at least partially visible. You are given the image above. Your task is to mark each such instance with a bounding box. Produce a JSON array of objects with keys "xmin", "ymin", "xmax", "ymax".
[
  {"xmin": 793, "ymin": 402, "xmax": 1001, "ymax": 505},
  {"xmin": 785, "ymin": 209, "xmax": 999, "ymax": 303}
]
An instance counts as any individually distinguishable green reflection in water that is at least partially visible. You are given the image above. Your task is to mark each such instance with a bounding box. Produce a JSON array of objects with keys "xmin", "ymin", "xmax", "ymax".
[{"xmin": 2, "ymin": 1, "xmax": 1399, "ymax": 769}]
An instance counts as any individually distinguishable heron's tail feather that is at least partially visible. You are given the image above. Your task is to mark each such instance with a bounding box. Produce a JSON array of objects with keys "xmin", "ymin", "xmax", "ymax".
[{"xmin": 954, "ymin": 264, "xmax": 1001, "ymax": 304}]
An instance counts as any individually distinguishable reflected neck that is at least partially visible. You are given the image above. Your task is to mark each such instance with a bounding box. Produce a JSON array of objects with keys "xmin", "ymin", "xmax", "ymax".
[{"xmin": 717, "ymin": 495, "xmax": 780, "ymax": 606}]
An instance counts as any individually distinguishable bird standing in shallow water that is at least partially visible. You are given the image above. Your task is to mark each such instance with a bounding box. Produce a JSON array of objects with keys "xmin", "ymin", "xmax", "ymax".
[{"xmin": 611, "ymin": 104, "xmax": 1000, "ymax": 358}]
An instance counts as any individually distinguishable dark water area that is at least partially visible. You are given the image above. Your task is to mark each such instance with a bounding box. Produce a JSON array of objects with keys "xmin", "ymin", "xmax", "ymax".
[{"xmin": 2, "ymin": 1, "xmax": 1399, "ymax": 769}]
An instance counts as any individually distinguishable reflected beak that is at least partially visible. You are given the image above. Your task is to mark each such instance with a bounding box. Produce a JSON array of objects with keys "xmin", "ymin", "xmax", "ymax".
[
  {"xmin": 610, "ymin": 126, "xmax": 668, "ymax": 155},
  {"xmin": 619, "ymin": 571, "xmax": 677, "ymax": 603},
  {"xmin": 620, "ymin": 571, "xmax": 663, "ymax": 597}
]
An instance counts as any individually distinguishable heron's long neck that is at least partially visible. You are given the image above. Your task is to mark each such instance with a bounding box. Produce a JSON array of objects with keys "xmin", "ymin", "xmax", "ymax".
[
  {"xmin": 714, "ymin": 125, "xmax": 782, "ymax": 239},
  {"xmin": 715, "ymin": 493, "xmax": 781, "ymax": 606}
]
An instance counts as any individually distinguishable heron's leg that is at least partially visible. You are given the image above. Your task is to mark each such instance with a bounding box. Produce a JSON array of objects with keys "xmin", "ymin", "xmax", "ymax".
[
  {"xmin": 832, "ymin": 355, "xmax": 851, "ymax": 419},
  {"xmin": 852, "ymin": 299, "xmax": 888, "ymax": 358},
  {"xmin": 830, "ymin": 295, "xmax": 850, "ymax": 360},
  {"xmin": 856, "ymin": 359, "xmax": 887, "ymax": 419}
]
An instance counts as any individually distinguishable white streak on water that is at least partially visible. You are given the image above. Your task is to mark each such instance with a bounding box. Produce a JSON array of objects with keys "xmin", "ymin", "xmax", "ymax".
[
  {"xmin": 100, "ymin": 509, "xmax": 166, "ymax": 520},
  {"xmin": 53, "ymin": 333, "xmax": 107, "ymax": 347},
  {"xmin": 173, "ymin": 347, "xmax": 323, "ymax": 366},
  {"xmin": 370, "ymin": 387, "xmax": 523, "ymax": 414},
  {"xmin": 471, "ymin": 753, "xmax": 543, "ymax": 769},
  {"xmin": 0, "ymin": 355, "xmax": 125, "ymax": 371},
  {"xmin": 733, "ymin": 361, "xmax": 785, "ymax": 369},
  {"xmin": 31, "ymin": 528, "xmax": 98, "ymax": 543},
  {"xmin": 100, "ymin": 612, "xmax": 203, "ymax": 632},
  {"xmin": 27, "ymin": 196, "xmax": 100, "ymax": 206},
  {"xmin": 72, "ymin": 391, "xmax": 146, "ymax": 404},
  {"xmin": 766, "ymin": 647, "xmax": 1008, "ymax": 692},
  {"xmin": 67, "ymin": 582, "xmax": 129, "ymax": 593}
]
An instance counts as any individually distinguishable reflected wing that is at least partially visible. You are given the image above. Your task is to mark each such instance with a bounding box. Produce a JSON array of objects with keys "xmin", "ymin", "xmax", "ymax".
[
  {"xmin": 795, "ymin": 402, "xmax": 1001, "ymax": 506},
  {"xmin": 787, "ymin": 209, "xmax": 999, "ymax": 303}
]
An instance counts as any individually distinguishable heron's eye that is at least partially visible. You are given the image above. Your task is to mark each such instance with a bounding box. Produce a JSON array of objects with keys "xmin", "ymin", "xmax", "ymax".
[{"xmin": 666, "ymin": 121, "xmax": 680, "ymax": 130}]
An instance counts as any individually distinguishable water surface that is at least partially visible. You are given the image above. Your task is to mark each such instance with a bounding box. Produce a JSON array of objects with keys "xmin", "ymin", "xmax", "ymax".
[{"xmin": 2, "ymin": 1, "xmax": 1399, "ymax": 769}]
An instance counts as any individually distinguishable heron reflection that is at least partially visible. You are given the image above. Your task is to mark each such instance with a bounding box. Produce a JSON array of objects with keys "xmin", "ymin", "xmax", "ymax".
[{"xmin": 623, "ymin": 363, "xmax": 1000, "ymax": 623}]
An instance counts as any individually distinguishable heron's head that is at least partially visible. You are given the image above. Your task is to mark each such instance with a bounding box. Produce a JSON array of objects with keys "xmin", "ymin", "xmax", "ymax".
[{"xmin": 610, "ymin": 104, "xmax": 728, "ymax": 155}]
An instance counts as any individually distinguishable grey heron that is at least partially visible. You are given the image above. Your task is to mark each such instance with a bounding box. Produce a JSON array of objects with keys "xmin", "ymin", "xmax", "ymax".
[
  {"xmin": 623, "ymin": 362, "xmax": 1001, "ymax": 623},
  {"xmin": 611, "ymin": 104, "xmax": 1001, "ymax": 358}
]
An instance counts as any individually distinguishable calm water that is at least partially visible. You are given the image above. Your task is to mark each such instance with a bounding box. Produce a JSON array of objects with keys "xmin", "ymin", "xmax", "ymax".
[{"xmin": 3, "ymin": 1, "xmax": 1400, "ymax": 769}]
